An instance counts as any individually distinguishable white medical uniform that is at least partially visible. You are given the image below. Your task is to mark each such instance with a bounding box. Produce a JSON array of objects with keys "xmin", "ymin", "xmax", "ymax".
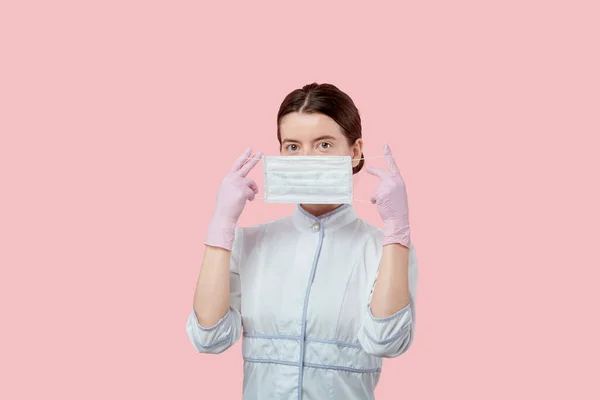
[{"xmin": 186, "ymin": 204, "xmax": 418, "ymax": 400}]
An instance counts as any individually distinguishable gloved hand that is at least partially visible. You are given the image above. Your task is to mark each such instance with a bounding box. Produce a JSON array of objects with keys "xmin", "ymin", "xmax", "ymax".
[
  {"xmin": 205, "ymin": 148, "xmax": 262, "ymax": 251},
  {"xmin": 366, "ymin": 144, "xmax": 411, "ymax": 248}
]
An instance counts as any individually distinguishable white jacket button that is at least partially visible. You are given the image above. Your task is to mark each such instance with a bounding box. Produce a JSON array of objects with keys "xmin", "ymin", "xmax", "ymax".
[{"xmin": 310, "ymin": 222, "xmax": 320, "ymax": 232}]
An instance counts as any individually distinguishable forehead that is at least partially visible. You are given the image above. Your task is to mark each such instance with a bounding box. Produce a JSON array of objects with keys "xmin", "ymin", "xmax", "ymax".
[{"xmin": 279, "ymin": 112, "xmax": 344, "ymax": 141}]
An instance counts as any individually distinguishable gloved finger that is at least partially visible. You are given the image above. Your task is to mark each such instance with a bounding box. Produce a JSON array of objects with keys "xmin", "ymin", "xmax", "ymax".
[
  {"xmin": 366, "ymin": 166, "xmax": 387, "ymax": 179},
  {"xmin": 238, "ymin": 151, "xmax": 263, "ymax": 177},
  {"xmin": 244, "ymin": 178, "xmax": 259, "ymax": 194},
  {"xmin": 231, "ymin": 148, "xmax": 253, "ymax": 172},
  {"xmin": 383, "ymin": 144, "xmax": 400, "ymax": 175}
]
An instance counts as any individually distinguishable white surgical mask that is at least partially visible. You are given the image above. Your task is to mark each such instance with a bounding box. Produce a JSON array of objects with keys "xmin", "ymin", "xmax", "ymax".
[{"xmin": 262, "ymin": 155, "xmax": 353, "ymax": 204}]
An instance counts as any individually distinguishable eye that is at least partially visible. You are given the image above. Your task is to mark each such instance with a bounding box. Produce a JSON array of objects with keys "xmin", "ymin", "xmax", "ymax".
[
  {"xmin": 286, "ymin": 144, "xmax": 299, "ymax": 152},
  {"xmin": 318, "ymin": 142, "xmax": 332, "ymax": 150}
]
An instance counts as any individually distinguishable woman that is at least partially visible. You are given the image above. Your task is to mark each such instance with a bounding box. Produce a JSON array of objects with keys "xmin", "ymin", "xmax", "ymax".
[{"xmin": 186, "ymin": 83, "xmax": 418, "ymax": 400}]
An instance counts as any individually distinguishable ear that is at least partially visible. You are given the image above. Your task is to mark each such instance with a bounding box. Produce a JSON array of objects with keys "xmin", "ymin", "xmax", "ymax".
[{"xmin": 351, "ymin": 138, "xmax": 363, "ymax": 168}]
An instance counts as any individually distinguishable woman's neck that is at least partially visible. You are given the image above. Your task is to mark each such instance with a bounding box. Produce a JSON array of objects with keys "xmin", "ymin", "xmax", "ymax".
[{"xmin": 300, "ymin": 204, "xmax": 343, "ymax": 217}]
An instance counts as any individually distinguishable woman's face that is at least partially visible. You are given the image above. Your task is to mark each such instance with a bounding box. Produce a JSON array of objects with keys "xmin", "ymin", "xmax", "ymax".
[{"xmin": 279, "ymin": 112, "xmax": 362, "ymax": 170}]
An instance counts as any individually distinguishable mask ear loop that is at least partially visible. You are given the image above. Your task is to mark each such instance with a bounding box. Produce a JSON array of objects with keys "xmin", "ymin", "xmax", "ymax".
[
  {"xmin": 352, "ymin": 155, "xmax": 387, "ymax": 161},
  {"xmin": 352, "ymin": 155, "xmax": 384, "ymax": 203},
  {"xmin": 242, "ymin": 155, "xmax": 383, "ymax": 203}
]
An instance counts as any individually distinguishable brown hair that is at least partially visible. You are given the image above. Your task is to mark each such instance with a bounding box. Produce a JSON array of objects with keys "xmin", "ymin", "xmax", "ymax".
[{"xmin": 276, "ymin": 82, "xmax": 364, "ymax": 174}]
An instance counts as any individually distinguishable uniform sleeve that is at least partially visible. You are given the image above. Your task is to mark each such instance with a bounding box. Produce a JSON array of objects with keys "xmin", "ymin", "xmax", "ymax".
[
  {"xmin": 357, "ymin": 234, "xmax": 418, "ymax": 358},
  {"xmin": 185, "ymin": 227, "xmax": 244, "ymax": 354}
]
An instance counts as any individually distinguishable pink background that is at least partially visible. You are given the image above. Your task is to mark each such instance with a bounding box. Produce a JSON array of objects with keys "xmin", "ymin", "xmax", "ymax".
[{"xmin": 1, "ymin": 0, "xmax": 599, "ymax": 398}]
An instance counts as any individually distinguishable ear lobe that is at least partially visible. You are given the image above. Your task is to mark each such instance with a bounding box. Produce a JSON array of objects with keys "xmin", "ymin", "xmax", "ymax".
[
  {"xmin": 350, "ymin": 138, "xmax": 364, "ymax": 168},
  {"xmin": 351, "ymin": 150, "xmax": 362, "ymax": 167}
]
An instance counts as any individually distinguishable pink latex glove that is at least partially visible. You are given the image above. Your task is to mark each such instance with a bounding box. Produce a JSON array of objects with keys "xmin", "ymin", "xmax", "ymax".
[
  {"xmin": 205, "ymin": 148, "xmax": 262, "ymax": 251},
  {"xmin": 366, "ymin": 144, "xmax": 411, "ymax": 248}
]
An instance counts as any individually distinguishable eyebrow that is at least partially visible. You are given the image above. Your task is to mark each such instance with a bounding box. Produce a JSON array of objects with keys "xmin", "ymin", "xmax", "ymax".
[{"xmin": 281, "ymin": 135, "xmax": 338, "ymax": 145}]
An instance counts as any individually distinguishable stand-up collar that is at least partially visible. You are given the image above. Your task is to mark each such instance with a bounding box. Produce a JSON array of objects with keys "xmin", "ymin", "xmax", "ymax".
[{"xmin": 292, "ymin": 204, "xmax": 358, "ymax": 234}]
